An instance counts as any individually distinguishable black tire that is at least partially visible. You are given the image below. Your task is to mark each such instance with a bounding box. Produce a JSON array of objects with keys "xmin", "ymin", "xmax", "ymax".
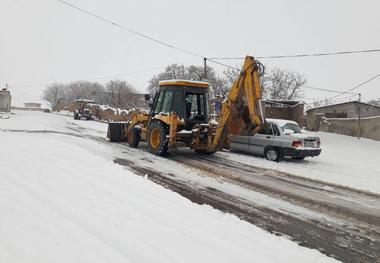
[
  {"xmin": 128, "ymin": 127, "xmax": 141, "ymax": 148},
  {"xmin": 74, "ymin": 113, "xmax": 78, "ymax": 120},
  {"xmin": 147, "ymin": 121, "xmax": 168, "ymax": 156},
  {"xmin": 108, "ymin": 122, "xmax": 125, "ymax": 142},
  {"xmin": 265, "ymin": 147, "xmax": 281, "ymax": 162},
  {"xmin": 292, "ymin": 156, "xmax": 305, "ymax": 160}
]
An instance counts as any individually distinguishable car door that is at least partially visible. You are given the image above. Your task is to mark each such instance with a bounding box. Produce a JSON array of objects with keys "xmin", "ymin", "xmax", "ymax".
[
  {"xmin": 230, "ymin": 135, "xmax": 250, "ymax": 152},
  {"xmin": 248, "ymin": 123, "xmax": 274, "ymax": 155}
]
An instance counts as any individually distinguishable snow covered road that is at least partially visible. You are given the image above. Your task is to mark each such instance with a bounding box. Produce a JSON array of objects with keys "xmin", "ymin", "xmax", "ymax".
[{"xmin": 1, "ymin": 110, "xmax": 378, "ymax": 262}]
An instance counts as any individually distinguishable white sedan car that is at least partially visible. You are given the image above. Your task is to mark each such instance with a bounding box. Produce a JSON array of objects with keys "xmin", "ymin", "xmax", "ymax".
[{"xmin": 230, "ymin": 119, "xmax": 321, "ymax": 162}]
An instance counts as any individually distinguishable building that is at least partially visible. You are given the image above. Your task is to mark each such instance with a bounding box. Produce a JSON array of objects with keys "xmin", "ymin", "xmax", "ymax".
[
  {"xmin": 24, "ymin": 102, "xmax": 42, "ymax": 109},
  {"xmin": 306, "ymin": 101, "xmax": 380, "ymax": 131},
  {"xmin": 263, "ymin": 100, "xmax": 305, "ymax": 126},
  {"xmin": 0, "ymin": 89, "xmax": 11, "ymax": 112}
]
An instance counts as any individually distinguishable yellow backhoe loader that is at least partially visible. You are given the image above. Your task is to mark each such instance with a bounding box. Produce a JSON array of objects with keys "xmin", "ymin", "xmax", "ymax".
[{"xmin": 107, "ymin": 56, "xmax": 265, "ymax": 155}]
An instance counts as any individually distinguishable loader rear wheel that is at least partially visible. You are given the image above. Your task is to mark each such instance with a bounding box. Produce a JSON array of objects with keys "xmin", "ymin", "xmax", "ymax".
[
  {"xmin": 147, "ymin": 121, "xmax": 168, "ymax": 156},
  {"xmin": 128, "ymin": 128, "xmax": 141, "ymax": 148}
]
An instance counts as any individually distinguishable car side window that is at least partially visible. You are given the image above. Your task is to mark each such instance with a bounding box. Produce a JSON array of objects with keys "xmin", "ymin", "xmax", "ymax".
[
  {"xmin": 272, "ymin": 124, "xmax": 281, "ymax": 136},
  {"xmin": 258, "ymin": 123, "xmax": 273, "ymax": 135}
]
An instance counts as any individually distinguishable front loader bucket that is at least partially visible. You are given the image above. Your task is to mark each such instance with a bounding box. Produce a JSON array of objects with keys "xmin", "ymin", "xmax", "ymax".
[{"xmin": 108, "ymin": 122, "xmax": 126, "ymax": 142}]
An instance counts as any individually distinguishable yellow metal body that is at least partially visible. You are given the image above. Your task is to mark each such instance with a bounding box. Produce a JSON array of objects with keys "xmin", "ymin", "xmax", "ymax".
[
  {"xmin": 211, "ymin": 56, "xmax": 263, "ymax": 150},
  {"xmin": 117, "ymin": 56, "xmax": 263, "ymax": 154}
]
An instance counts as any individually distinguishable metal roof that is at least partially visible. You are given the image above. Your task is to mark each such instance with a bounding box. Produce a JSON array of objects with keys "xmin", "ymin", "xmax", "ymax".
[
  {"xmin": 159, "ymin": 79, "xmax": 209, "ymax": 88},
  {"xmin": 306, "ymin": 101, "xmax": 380, "ymax": 112}
]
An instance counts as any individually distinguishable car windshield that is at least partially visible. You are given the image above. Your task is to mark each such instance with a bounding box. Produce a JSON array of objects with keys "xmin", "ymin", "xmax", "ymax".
[{"xmin": 281, "ymin": 123, "xmax": 302, "ymax": 133}]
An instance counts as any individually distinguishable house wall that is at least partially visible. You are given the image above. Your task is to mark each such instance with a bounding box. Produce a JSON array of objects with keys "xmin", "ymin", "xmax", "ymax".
[
  {"xmin": 264, "ymin": 104, "xmax": 305, "ymax": 126},
  {"xmin": 24, "ymin": 103, "xmax": 41, "ymax": 108},
  {"xmin": 306, "ymin": 102, "xmax": 380, "ymax": 131},
  {"xmin": 319, "ymin": 116, "xmax": 380, "ymax": 141}
]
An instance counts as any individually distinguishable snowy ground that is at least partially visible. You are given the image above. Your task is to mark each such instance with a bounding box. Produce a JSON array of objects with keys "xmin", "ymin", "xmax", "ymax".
[
  {"xmin": 0, "ymin": 110, "xmax": 338, "ymax": 262},
  {"xmin": 219, "ymin": 132, "xmax": 380, "ymax": 194}
]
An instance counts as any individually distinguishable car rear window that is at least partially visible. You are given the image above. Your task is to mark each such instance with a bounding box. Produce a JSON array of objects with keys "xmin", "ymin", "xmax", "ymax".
[{"xmin": 281, "ymin": 123, "xmax": 302, "ymax": 133}]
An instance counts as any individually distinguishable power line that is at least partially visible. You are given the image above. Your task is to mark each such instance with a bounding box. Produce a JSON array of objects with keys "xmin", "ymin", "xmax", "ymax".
[
  {"xmin": 57, "ymin": 0, "xmax": 204, "ymax": 59},
  {"xmin": 57, "ymin": 0, "xmax": 379, "ymax": 74},
  {"xmin": 304, "ymin": 86, "xmax": 359, "ymax": 95},
  {"xmin": 206, "ymin": 58, "xmax": 240, "ymax": 70},
  {"xmin": 328, "ymin": 72, "xmax": 380, "ymax": 101},
  {"xmin": 57, "ymin": 0, "xmax": 241, "ymax": 72},
  {"xmin": 209, "ymin": 48, "xmax": 380, "ymax": 60},
  {"xmin": 7, "ymin": 59, "xmax": 199, "ymax": 88}
]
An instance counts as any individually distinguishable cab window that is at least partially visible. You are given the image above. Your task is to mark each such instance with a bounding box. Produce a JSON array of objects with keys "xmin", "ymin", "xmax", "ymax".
[
  {"xmin": 161, "ymin": 91, "xmax": 174, "ymax": 113},
  {"xmin": 172, "ymin": 90, "xmax": 184, "ymax": 119},
  {"xmin": 153, "ymin": 91, "xmax": 164, "ymax": 114},
  {"xmin": 185, "ymin": 92, "xmax": 206, "ymax": 121},
  {"xmin": 154, "ymin": 91, "xmax": 174, "ymax": 114}
]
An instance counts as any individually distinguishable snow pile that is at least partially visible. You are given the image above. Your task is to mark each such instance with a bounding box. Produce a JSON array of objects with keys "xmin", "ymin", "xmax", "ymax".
[
  {"xmin": 0, "ymin": 112, "xmax": 337, "ymax": 263},
  {"xmin": 220, "ymin": 132, "xmax": 380, "ymax": 194}
]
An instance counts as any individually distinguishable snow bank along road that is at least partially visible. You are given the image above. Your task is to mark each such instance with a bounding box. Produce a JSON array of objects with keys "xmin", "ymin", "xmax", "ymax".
[{"xmin": 1, "ymin": 111, "xmax": 379, "ymax": 263}]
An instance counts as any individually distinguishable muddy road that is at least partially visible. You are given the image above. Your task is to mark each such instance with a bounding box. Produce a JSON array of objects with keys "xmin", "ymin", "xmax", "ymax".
[{"xmin": 112, "ymin": 143, "xmax": 380, "ymax": 263}]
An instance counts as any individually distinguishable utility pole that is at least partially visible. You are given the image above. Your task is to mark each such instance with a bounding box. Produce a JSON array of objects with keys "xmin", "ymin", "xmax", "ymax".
[
  {"xmin": 203, "ymin": 58, "xmax": 207, "ymax": 81},
  {"xmin": 357, "ymin": 93, "xmax": 361, "ymax": 139}
]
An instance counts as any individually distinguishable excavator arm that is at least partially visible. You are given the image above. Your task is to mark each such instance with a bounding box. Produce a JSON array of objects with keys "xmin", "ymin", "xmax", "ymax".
[{"xmin": 212, "ymin": 56, "xmax": 265, "ymax": 150}]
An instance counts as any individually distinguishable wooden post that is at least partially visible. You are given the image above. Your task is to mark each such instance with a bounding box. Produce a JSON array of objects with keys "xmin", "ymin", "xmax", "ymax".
[
  {"xmin": 203, "ymin": 58, "xmax": 207, "ymax": 80},
  {"xmin": 357, "ymin": 93, "xmax": 361, "ymax": 139}
]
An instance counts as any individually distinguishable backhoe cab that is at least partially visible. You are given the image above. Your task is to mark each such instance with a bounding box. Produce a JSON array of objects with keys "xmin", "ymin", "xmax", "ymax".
[
  {"xmin": 107, "ymin": 56, "xmax": 264, "ymax": 156},
  {"xmin": 152, "ymin": 80, "xmax": 209, "ymax": 128}
]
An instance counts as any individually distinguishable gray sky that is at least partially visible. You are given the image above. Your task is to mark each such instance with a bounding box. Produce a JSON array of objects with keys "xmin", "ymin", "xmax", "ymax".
[{"xmin": 1, "ymin": 0, "xmax": 380, "ymax": 104}]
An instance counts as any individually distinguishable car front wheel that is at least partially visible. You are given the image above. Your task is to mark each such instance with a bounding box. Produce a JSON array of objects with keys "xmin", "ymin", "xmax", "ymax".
[{"xmin": 265, "ymin": 147, "xmax": 281, "ymax": 162}]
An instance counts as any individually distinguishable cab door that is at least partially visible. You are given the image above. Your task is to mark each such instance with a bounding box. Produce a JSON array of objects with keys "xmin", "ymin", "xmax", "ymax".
[{"xmin": 248, "ymin": 123, "xmax": 275, "ymax": 155}]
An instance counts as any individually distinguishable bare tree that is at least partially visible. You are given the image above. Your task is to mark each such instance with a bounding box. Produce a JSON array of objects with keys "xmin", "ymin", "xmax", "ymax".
[
  {"xmin": 106, "ymin": 80, "xmax": 139, "ymax": 109},
  {"xmin": 262, "ymin": 68, "xmax": 306, "ymax": 101},
  {"xmin": 147, "ymin": 63, "xmax": 228, "ymax": 98},
  {"xmin": 218, "ymin": 67, "xmax": 240, "ymax": 96},
  {"xmin": 42, "ymin": 83, "xmax": 66, "ymax": 110},
  {"xmin": 147, "ymin": 64, "xmax": 187, "ymax": 94},
  {"xmin": 43, "ymin": 79, "xmax": 143, "ymax": 110}
]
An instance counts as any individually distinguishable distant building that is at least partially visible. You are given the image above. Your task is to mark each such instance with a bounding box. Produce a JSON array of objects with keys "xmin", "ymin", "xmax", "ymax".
[
  {"xmin": 0, "ymin": 89, "xmax": 11, "ymax": 112},
  {"xmin": 24, "ymin": 102, "xmax": 42, "ymax": 109},
  {"xmin": 263, "ymin": 100, "xmax": 305, "ymax": 126},
  {"xmin": 306, "ymin": 101, "xmax": 380, "ymax": 131}
]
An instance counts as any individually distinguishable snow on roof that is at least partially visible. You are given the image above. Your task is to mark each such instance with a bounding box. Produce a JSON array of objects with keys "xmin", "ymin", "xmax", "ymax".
[
  {"xmin": 159, "ymin": 79, "xmax": 209, "ymax": 88},
  {"xmin": 306, "ymin": 101, "xmax": 380, "ymax": 112},
  {"xmin": 74, "ymin": 99, "xmax": 95, "ymax": 103},
  {"xmin": 266, "ymin": 118, "xmax": 298, "ymax": 126}
]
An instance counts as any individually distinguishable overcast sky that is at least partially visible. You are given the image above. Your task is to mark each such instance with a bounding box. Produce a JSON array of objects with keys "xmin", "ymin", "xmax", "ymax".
[{"xmin": 1, "ymin": 0, "xmax": 379, "ymax": 104}]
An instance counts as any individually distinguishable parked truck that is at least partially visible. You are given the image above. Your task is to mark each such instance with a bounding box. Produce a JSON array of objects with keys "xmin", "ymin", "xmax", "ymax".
[{"xmin": 73, "ymin": 99, "xmax": 94, "ymax": 120}]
